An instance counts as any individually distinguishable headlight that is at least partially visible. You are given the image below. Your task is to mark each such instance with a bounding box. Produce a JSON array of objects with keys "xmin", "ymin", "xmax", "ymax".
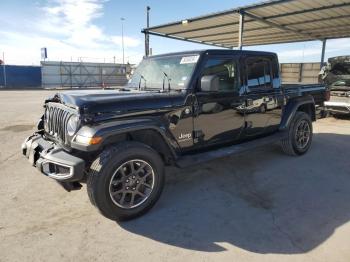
[
  {"xmin": 44, "ymin": 109, "xmax": 49, "ymax": 130},
  {"xmin": 67, "ymin": 115, "xmax": 79, "ymax": 136}
]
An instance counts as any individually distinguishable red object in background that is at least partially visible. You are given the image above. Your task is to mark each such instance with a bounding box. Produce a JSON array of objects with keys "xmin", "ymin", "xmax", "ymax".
[
  {"xmin": 0, "ymin": 59, "xmax": 3, "ymax": 65},
  {"xmin": 325, "ymin": 90, "xmax": 331, "ymax": 101}
]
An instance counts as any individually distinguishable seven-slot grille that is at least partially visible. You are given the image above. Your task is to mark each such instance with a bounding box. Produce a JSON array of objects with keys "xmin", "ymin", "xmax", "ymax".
[{"xmin": 44, "ymin": 103, "xmax": 73, "ymax": 143}]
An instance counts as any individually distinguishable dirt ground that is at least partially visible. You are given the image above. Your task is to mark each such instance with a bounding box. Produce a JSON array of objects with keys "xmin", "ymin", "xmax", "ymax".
[{"xmin": 1, "ymin": 90, "xmax": 350, "ymax": 262}]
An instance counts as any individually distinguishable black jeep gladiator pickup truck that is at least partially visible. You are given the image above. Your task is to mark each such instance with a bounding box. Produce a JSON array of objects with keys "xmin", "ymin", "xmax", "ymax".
[{"xmin": 22, "ymin": 50, "xmax": 328, "ymax": 221}]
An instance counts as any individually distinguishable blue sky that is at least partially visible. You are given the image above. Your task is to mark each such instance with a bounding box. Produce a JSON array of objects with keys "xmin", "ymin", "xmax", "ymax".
[{"xmin": 0, "ymin": 0, "xmax": 349, "ymax": 65}]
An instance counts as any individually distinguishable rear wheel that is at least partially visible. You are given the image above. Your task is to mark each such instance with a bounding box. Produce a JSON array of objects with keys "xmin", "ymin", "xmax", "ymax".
[
  {"xmin": 87, "ymin": 142, "xmax": 165, "ymax": 221},
  {"xmin": 281, "ymin": 111, "xmax": 313, "ymax": 156}
]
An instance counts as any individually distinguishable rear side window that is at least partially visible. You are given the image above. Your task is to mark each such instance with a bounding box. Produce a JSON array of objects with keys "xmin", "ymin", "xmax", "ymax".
[
  {"xmin": 246, "ymin": 57, "xmax": 272, "ymax": 89},
  {"xmin": 201, "ymin": 58, "xmax": 238, "ymax": 92}
]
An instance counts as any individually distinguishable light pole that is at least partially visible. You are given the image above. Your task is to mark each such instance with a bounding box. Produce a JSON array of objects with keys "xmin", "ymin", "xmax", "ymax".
[
  {"xmin": 145, "ymin": 6, "xmax": 150, "ymax": 56},
  {"xmin": 121, "ymin": 17, "xmax": 125, "ymax": 64}
]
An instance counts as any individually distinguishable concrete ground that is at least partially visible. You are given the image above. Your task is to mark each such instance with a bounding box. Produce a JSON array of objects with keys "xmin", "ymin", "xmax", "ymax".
[{"xmin": 0, "ymin": 90, "xmax": 350, "ymax": 262}]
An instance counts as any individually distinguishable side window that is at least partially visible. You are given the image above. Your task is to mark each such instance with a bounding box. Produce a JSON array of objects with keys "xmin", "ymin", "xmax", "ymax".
[
  {"xmin": 201, "ymin": 58, "xmax": 238, "ymax": 92},
  {"xmin": 246, "ymin": 58, "xmax": 272, "ymax": 89},
  {"xmin": 271, "ymin": 56, "xmax": 281, "ymax": 88}
]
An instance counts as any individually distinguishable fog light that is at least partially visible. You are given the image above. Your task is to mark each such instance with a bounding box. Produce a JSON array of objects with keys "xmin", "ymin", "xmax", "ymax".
[{"xmin": 42, "ymin": 162, "xmax": 72, "ymax": 179}]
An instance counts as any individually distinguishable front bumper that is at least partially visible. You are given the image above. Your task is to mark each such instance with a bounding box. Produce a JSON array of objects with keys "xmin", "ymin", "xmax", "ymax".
[
  {"xmin": 324, "ymin": 101, "xmax": 350, "ymax": 114},
  {"xmin": 22, "ymin": 133, "xmax": 85, "ymax": 182}
]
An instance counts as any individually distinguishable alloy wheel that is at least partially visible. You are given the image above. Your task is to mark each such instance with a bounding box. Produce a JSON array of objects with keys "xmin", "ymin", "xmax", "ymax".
[
  {"xmin": 295, "ymin": 120, "xmax": 311, "ymax": 149},
  {"xmin": 109, "ymin": 159, "xmax": 155, "ymax": 209}
]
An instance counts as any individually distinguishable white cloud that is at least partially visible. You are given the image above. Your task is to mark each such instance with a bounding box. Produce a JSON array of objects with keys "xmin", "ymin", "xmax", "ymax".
[
  {"xmin": 275, "ymin": 38, "xmax": 350, "ymax": 63},
  {"xmin": 326, "ymin": 38, "xmax": 350, "ymax": 52},
  {"xmin": 40, "ymin": 0, "xmax": 107, "ymax": 48},
  {"xmin": 110, "ymin": 36, "xmax": 141, "ymax": 48},
  {"xmin": 0, "ymin": 0, "xmax": 143, "ymax": 65},
  {"xmin": 278, "ymin": 47, "xmax": 322, "ymax": 59},
  {"xmin": 44, "ymin": 0, "xmax": 104, "ymax": 27},
  {"xmin": 0, "ymin": 30, "xmax": 143, "ymax": 65}
]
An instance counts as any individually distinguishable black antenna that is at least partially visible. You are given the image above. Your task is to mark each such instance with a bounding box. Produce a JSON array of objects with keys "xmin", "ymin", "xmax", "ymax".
[
  {"xmin": 162, "ymin": 72, "xmax": 171, "ymax": 92},
  {"xmin": 138, "ymin": 76, "xmax": 142, "ymax": 90},
  {"xmin": 138, "ymin": 75, "xmax": 146, "ymax": 90},
  {"xmin": 162, "ymin": 72, "xmax": 167, "ymax": 92}
]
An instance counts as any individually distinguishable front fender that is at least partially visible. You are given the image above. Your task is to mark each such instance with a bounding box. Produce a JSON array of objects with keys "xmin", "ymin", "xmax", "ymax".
[
  {"xmin": 279, "ymin": 95, "xmax": 315, "ymax": 130},
  {"xmin": 70, "ymin": 118, "xmax": 179, "ymax": 158}
]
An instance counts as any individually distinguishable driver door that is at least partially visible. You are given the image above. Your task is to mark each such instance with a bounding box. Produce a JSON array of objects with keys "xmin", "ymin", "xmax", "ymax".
[{"xmin": 193, "ymin": 56, "xmax": 245, "ymax": 148}]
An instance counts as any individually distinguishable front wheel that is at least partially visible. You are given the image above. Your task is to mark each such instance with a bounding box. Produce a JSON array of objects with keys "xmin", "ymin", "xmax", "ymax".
[
  {"xmin": 87, "ymin": 142, "xmax": 165, "ymax": 221},
  {"xmin": 281, "ymin": 111, "xmax": 313, "ymax": 156}
]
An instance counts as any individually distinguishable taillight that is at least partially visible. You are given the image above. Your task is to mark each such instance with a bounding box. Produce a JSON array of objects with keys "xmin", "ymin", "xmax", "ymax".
[{"xmin": 325, "ymin": 90, "xmax": 330, "ymax": 101}]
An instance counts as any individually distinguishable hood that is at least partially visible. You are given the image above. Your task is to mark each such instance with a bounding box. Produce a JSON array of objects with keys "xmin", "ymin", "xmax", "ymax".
[
  {"xmin": 47, "ymin": 89, "xmax": 186, "ymax": 120},
  {"xmin": 329, "ymin": 79, "xmax": 350, "ymax": 91},
  {"xmin": 320, "ymin": 56, "xmax": 350, "ymax": 89}
]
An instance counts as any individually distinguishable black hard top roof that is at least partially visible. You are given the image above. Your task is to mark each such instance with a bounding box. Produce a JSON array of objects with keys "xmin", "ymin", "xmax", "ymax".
[{"xmin": 149, "ymin": 49, "xmax": 277, "ymax": 58}]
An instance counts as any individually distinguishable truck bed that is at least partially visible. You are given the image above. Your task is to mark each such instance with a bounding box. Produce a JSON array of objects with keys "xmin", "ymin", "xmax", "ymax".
[{"xmin": 282, "ymin": 83, "xmax": 327, "ymax": 106}]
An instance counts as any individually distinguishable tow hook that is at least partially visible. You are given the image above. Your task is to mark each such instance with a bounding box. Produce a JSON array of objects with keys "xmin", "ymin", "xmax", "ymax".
[{"xmin": 57, "ymin": 181, "xmax": 82, "ymax": 192}]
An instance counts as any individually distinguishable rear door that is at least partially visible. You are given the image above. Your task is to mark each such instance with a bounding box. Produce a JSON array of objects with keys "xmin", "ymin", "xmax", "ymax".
[
  {"xmin": 192, "ymin": 55, "xmax": 246, "ymax": 148},
  {"xmin": 242, "ymin": 55, "xmax": 283, "ymax": 137}
]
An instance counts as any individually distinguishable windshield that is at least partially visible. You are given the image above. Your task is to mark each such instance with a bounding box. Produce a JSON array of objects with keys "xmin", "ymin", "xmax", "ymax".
[
  {"xmin": 128, "ymin": 54, "xmax": 199, "ymax": 90},
  {"xmin": 332, "ymin": 80, "xmax": 350, "ymax": 87},
  {"xmin": 330, "ymin": 63, "xmax": 350, "ymax": 75},
  {"xmin": 329, "ymin": 63, "xmax": 350, "ymax": 88}
]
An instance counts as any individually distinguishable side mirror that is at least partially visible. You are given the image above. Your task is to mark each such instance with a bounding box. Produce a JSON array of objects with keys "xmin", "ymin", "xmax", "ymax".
[{"xmin": 200, "ymin": 75, "xmax": 219, "ymax": 92}]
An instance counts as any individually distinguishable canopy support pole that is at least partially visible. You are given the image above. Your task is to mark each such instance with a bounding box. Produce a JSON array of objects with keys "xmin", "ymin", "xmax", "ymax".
[
  {"xmin": 320, "ymin": 39, "xmax": 327, "ymax": 69},
  {"xmin": 238, "ymin": 11, "xmax": 245, "ymax": 50}
]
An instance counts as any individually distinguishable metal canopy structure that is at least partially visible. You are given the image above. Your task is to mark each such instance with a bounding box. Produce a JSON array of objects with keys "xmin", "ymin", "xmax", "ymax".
[{"xmin": 143, "ymin": 0, "xmax": 350, "ymax": 54}]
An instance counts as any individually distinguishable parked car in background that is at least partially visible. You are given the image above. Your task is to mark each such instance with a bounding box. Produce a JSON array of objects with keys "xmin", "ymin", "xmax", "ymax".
[{"xmin": 320, "ymin": 56, "xmax": 350, "ymax": 116}]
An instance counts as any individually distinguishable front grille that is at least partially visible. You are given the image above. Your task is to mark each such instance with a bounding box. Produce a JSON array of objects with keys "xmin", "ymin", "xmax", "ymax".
[
  {"xmin": 331, "ymin": 91, "xmax": 350, "ymax": 98},
  {"xmin": 44, "ymin": 103, "xmax": 74, "ymax": 143},
  {"xmin": 327, "ymin": 106, "xmax": 350, "ymax": 114},
  {"xmin": 329, "ymin": 95, "xmax": 350, "ymax": 103}
]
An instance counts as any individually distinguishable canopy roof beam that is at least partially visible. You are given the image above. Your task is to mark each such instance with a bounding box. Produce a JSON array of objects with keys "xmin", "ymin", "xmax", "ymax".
[
  {"xmin": 143, "ymin": 0, "xmax": 350, "ymax": 50},
  {"xmin": 197, "ymin": 24, "xmax": 350, "ymax": 43},
  {"xmin": 263, "ymin": 2, "xmax": 350, "ymax": 20},
  {"xmin": 190, "ymin": 14, "xmax": 350, "ymax": 40},
  {"xmin": 243, "ymin": 10, "xmax": 319, "ymax": 41},
  {"xmin": 144, "ymin": 30, "xmax": 228, "ymax": 48},
  {"xmin": 146, "ymin": 0, "xmax": 295, "ymax": 31},
  {"xmin": 158, "ymin": 1, "xmax": 350, "ymax": 36}
]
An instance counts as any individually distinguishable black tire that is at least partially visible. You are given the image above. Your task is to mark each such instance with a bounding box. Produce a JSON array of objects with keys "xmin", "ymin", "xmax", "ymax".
[
  {"xmin": 331, "ymin": 113, "xmax": 338, "ymax": 119},
  {"xmin": 332, "ymin": 114, "xmax": 349, "ymax": 120},
  {"xmin": 281, "ymin": 111, "xmax": 313, "ymax": 156},
  {"xmin": 320, "ymin": 109, "xmax": 329, "ymax": 119},
  {"xmin": 260, "ymin": 104, "xmax": 267, "ymax": 113},
  {"xmin": 87, "ymin": 141, "xmax": 165, "ymax": 221}
]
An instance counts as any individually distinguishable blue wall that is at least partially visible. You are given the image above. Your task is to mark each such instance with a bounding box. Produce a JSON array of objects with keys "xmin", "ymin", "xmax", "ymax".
[{"xmin": 0, "ymin": 65, "xmax": 41, "ymax": 88}]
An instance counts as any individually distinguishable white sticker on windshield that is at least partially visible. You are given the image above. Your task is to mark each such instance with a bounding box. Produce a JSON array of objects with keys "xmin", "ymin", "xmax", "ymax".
[{"xmin": 180, "ymin": 55, "xmax": 199, "ymax": 64}]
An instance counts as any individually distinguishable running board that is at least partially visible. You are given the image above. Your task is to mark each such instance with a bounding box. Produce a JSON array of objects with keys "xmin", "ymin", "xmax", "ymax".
[{"xmin": 176, "ymin": 132, "xmax": 287, "ymax": 168}]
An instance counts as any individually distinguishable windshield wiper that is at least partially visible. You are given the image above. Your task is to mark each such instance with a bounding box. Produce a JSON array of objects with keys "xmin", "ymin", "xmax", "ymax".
[
  {"xmin": 162, "ymin": 71, "xmax": 171, "ymax": 92},
  {"xmin": 138, "ymin": 75, "xmax": 147, "ymax": 90}
]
